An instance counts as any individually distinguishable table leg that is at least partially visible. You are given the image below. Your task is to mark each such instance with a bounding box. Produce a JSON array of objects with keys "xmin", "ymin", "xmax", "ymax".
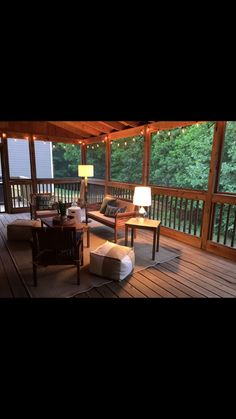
[
  {"xmin": 125, "ymin": 225, "xmax": 128, "ymax": 246},
  {"xmin": 87, "ymin": 228, "xmax": 90, "ymax": 248},
  {"xmin": 131, "ymin": 227, "xmax": 134, "ymax": 247},
  {"xmin": 152, "ymin": 228, "xmax": 156, "ymax": 260},
  {"xmin": 156, "ymin": 225, "xmax": 160, "ymax": 252}
]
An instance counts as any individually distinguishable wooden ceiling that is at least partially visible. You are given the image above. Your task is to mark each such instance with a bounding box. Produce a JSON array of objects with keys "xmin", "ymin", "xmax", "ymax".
[
  {"xmin": 0, "ymin": 121, "xmax": 151, "ymax": 143},
  {"xmin": 0, "ymin": 121, "xmax": 202, "ymax": 144}
]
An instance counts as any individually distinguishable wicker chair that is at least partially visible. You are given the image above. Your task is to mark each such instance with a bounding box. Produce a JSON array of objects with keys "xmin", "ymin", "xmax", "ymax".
[{"xmin": 31, "ymin": 226, "xmax": 84, "ymax": 286}]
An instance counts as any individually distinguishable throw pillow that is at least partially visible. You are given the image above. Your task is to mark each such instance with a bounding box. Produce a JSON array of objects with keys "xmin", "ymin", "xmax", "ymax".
[
  {"xmin": 36, "ymin": 195, "xmax": 54, "ymax": 210},
  {"xmin": 104, "ymin": 204, "xmax": 120, "ymax": 217},
  {"xmin": 99, "ymin": 195, "xmax": 117, "ymax": 214},
  {"xmin": 116, "ymin": 206, "xmax": 126, "ymax": 214}
]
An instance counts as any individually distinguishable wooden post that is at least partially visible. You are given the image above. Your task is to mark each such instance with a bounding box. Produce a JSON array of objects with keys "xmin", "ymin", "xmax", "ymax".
[
  {"xmin": 201, "ymin": 122, "xmax": 226, "ymax": 249},
  {"xmin": 1, "ymin": 136, "xmax": 12, "ymax": 213},
  {"xmin": 105, "ymin": 139, "xmax": 110, "ymax": 195},
  {"xmin": 29, "ymin": 136, "xmax": 37, "ymax": 194},
  {"xmin": 81, "ymin": 143, "xmax": 86, "ymax": 164},
  {"xmin": 142, "ymin": 125, "xmax": 151, "ymax": 186}
]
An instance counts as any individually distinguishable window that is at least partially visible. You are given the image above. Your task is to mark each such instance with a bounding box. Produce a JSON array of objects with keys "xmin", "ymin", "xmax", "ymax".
[
  {"xmin": 86, "ymin": 142, "xmax": 106, "ymax": 179},
  {"xmin": 149, "ymin": 122, "xmax": 214, "ymax": 189},
  {"xmin": 111, "ymin": 135, "xmax": 144, "ymax": 183},
  {"xmin": 7, "ymin": 138, "xmax": 31, "ymax": 179},
  {"xmin": 218, "ymin": 121, "xmax": 236, "ymax": 193},
  {"xmin": 35, "ymin": 140, "xmax": 53, "ymax": 178},
  {"xmin": 52, "ymin": 143, "xmax": 81, "ymax": 178}
]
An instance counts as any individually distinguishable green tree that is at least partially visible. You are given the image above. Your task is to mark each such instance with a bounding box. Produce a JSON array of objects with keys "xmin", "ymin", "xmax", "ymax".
[
  {"xmin": 53, "ymin": 143, "xmax": 81, "ymax": 177},
  {"xmin": 150, "ymin": 122, "xmax": 215, "ymax": 189},
  {"xmin": 111, "ymin": 135, "xmax": 144, "ymax": 183}
]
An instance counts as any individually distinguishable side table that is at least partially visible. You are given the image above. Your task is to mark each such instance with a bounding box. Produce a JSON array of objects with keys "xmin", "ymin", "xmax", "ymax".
[{"xmin": 125, "ymin": 218, "xmax": 161, "ymax": 260}]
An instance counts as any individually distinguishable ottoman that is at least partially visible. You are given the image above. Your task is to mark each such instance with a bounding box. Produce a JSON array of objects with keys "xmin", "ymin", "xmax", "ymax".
[
  {"xmin": 7, "ymin": 219, "xmax": 41, "ymax": 241},
  {"xmin": 89, "ymin": 241, "xmax": 135, "ymax": 281}
]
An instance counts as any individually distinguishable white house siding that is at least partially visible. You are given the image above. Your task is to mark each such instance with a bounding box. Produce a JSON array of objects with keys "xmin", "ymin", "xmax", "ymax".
[{"xmin": 7, "ymin": 139, "xmax": 53, "ymax": 179}]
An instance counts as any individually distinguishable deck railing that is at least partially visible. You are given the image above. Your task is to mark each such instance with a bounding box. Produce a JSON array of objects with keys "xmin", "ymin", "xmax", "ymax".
[
  {"xmin": 8, "ymin": 178, "xmax": 236, "ymax": 254},
  {"xmin": 210, "ymin": 194, "xmax": 236, "ymax": 249}
]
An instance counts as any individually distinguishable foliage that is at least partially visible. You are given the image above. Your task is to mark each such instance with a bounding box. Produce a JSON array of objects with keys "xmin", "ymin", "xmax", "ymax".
[
  {"xmin": 53, "ymin": 143, "xmax": 81, "ymax": 177},
  {"xmin": 110, "ymin": 135, "xmax": 144, "ymax": 183},
  {"xmin": 150, "ymin": 122, "xmax": 215, "ymax": 190},
  {"xmin": 219, "ymin": 121, "xmax": 236, "ymax": 193},
  {"xmin": 87, "ymin": 143, "xmax": 106, "ymax": 179}
]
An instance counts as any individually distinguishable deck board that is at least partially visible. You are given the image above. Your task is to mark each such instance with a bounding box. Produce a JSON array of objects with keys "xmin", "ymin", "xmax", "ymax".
[{"xmin": 1, "ymin": 212, "xmax": 236, "ymax": 299}]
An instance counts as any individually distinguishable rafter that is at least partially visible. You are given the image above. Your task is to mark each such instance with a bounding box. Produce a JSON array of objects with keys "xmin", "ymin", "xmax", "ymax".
[
  {"xmin": 102, "ymin": 121, "xmax": 127, "ymax": 131},
  {"xmin": 49, "ymin": 121, "xmax": 91, "ymax": 138}
]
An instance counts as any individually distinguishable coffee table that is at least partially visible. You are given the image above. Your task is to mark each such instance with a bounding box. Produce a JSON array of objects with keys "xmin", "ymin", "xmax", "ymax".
[
  {"xmin": 125, "ymin": 218, "xmax": 161, "ymax": 260},
  {"xmin": 40, "ymin": 217, "xmax": 90, "ymax": 248}
]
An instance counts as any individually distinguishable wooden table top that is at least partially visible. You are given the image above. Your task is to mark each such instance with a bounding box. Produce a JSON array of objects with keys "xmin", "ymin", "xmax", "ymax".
[
  {"xmin": 40, "ymin": 217, "xmax": 88, "ymax": 231},
  {"xmin": 125, "ymin": 218, "xmax": 161, "ymax": 228}
]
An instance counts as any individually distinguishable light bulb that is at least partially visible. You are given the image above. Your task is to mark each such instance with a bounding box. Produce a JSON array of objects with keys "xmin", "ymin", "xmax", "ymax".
[
  {"xmin": 2, "ymin": 133, "xmax": 6, "ymax": 138},
  {"xmin": 124, "ymin": 141, "xmax": 127, "ymax": 146},
  {"xmin": 168, "ymin": 131, "xmax": 171, "ymax": 136}
]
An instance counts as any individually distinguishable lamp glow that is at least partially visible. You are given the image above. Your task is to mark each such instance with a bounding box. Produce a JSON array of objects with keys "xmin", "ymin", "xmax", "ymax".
[{"xmin": 133, "ymin": 186, "xmax": 151, "ymax": 221}]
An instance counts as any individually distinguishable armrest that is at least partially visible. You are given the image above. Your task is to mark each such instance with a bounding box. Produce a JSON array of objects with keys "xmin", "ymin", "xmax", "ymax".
[{"xmin": 116, "ymin": 211, "xmax": 136, "ymax": 219}]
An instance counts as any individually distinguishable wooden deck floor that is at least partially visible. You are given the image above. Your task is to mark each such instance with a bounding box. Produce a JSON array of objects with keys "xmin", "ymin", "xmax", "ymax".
[{"xmin": 0, "ymin": 212, "xmax": 236, "ymax": 298}]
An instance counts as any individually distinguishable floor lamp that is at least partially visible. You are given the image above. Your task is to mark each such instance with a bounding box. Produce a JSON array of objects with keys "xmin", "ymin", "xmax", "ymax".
[{"xmin": 78, "ymin": 165, "xmax": 94, "ymax": 223}]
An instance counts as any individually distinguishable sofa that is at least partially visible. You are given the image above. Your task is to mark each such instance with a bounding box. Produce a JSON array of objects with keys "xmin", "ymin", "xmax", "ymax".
[{"xmin": 86, "ymin": 196, "xmax": 136, "ymax": 243}]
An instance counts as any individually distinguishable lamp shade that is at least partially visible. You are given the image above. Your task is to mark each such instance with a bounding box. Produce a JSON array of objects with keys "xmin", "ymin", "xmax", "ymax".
[
  {"xmin": 133, "ymin": 186, "xmax": 151, "ymax": 207},
  {"xmin": 78, "ymin": 165, "xmax": 94, "ymax": 177}
]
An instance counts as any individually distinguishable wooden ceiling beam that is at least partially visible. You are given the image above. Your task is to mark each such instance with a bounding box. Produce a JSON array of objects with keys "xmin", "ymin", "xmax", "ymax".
[
  {"xmin": 119, "ymin": 121, "xmax": 141, "ymax": 127},
  {"xmin": 67, "ymin": 121, "xmax": 102, "ymax": 136},
  {"xmin": 102, "ymin": 121, "xmax": 127, "ymax": 131},
  {"xmin": 84, "ymin": 121, "xmax": 112, "ymax": 134},
  {"xmin": 148, "ymin": 121, "xmax": 206, "ymax": 132},
  {"xmin": 0, "ymin": 121, "xmax": 82, "ymax": 141},
  {"xmin": 49, "ymin": 121, "xmax": 91, "ymax": 138}
]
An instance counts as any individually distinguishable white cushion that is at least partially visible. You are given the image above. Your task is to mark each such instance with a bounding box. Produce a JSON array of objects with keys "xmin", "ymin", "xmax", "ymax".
[{"xmin": 89, "ymin": 241, "xmax": 135, "ymax": 281}]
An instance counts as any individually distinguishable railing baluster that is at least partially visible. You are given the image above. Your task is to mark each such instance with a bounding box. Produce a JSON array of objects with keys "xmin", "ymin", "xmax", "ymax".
[
  {"xmin": 224, "ymin": 204, "xmax": 231, "ymax": 245},
  {"xmin": 173, "ymin": 197, "xmax": 177, "ymax": 230},
  {"xmin": 183, "ymin": 199, "xmax": 188, "ymax": 233},
  {"xmin": 231, "ymin": 209, "xmax": 236, "ymax": 248},
  {"xmin": 217, "ymin": 203, "xmax": 224, "ymax": 243},
  {"xmin": 194, "ymin": 200, "xmax": 199, "ymax": 236},
  {"xmin": 169, "ymin": 196, "xmax": 173, "ymax": 227},
  {"xmin": 188, "ymin": 200, "xmax": 193, "ymax": 234},
  {"xmin": 178, "ymin": 198, "xmax": 183, "ymax": 231}
]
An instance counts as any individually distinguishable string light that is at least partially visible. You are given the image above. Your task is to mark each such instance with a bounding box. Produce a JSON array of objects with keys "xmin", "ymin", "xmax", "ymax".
[
  {"xmin": 132, "ymin": 137, "xmax": 136, "ymax": 142},
  {"xmin": 2, "ymin": 133, "xmax": 6, "ymax": 138},
  {"xmin": 87, "ymin": 145, "xmax": 89, "ymax": 148},
  {"xmin": 102, "ymin": 140, "xmax": 105, "ymax": 143},
  {"xmin": 72, "ymin": 144, "xmax": 75, "ymax": 147},
  {"xmin": 181, "ymin": 127, "xmax": 186, "ymax": 134},
  {"xmin": 117, "ymin": 143, "xmax": 120, "ymax": 147},
  {"xmin": 124, "ymin": 141, "xmax": 127, "ymax": 146},
  {"xmin": 25, "ymin": 136, "xmax": 29, "ymax": 140},
  {"xmin": 97, "ymin": 144, "xmax": 99, "ymax": 147},
  {"xmin": 168, "ymin": 131, "xmax": 171, "ymax": 136},
  {"xmin": 33, "ymin": 136, "xmax": 36, "ymax": 140},
  {"xmin": 140, "ymin": 130, "xmax": 144, "ymax": 135},
  {"xmin": 14, "ymin": 139, "xmax": 17, "ymax": 142},
  {"xmin": 110, "ymin": 141, "xmax": 113, "ymax": 145},
  {"xmin": 79, "ymin": 141, "xmax": 82, "ymax": 144},
  {"xmin": 196, "ymin": 122, "xmax": 199, "ymax": 127},
  {"xmin": 147, "ymin": 127, "xmax": 150, "ymax": 132},
  {"xmin": 92, "ymin": 146, "xmax": 94, "ymax": 149},
  {"xmin": 53, "ymin": 145, "xmax": 56, "ymax": 148},
  {"xmin": 43, "ymin": 141, "xmax": 46, "ymax": 144},
  {"xmin": 157, "ymin": 130, "xmax": 160, "ymax": 135},
  {"xmin": 104, "ymin": 136, "xmax": 108, "ymax": 140}
]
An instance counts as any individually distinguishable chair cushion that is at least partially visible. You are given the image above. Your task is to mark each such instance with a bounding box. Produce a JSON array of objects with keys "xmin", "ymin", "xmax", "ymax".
[
  {"xmin": 89, "ymin": 241, "xmax": 135, "ymax": 281},
  {"xmin": 99, "ymin": 195, "xmax": 117, "ymax": 214},
  {"xmin": 36, "ymin": 195, "xmax": 55, "ymax": 210}
]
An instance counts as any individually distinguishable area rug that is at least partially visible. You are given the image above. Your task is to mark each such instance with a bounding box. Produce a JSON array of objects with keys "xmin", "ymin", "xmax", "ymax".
[{"xmin": 5, "ymin": 220, "xmax": 180, "ymax": 298}]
